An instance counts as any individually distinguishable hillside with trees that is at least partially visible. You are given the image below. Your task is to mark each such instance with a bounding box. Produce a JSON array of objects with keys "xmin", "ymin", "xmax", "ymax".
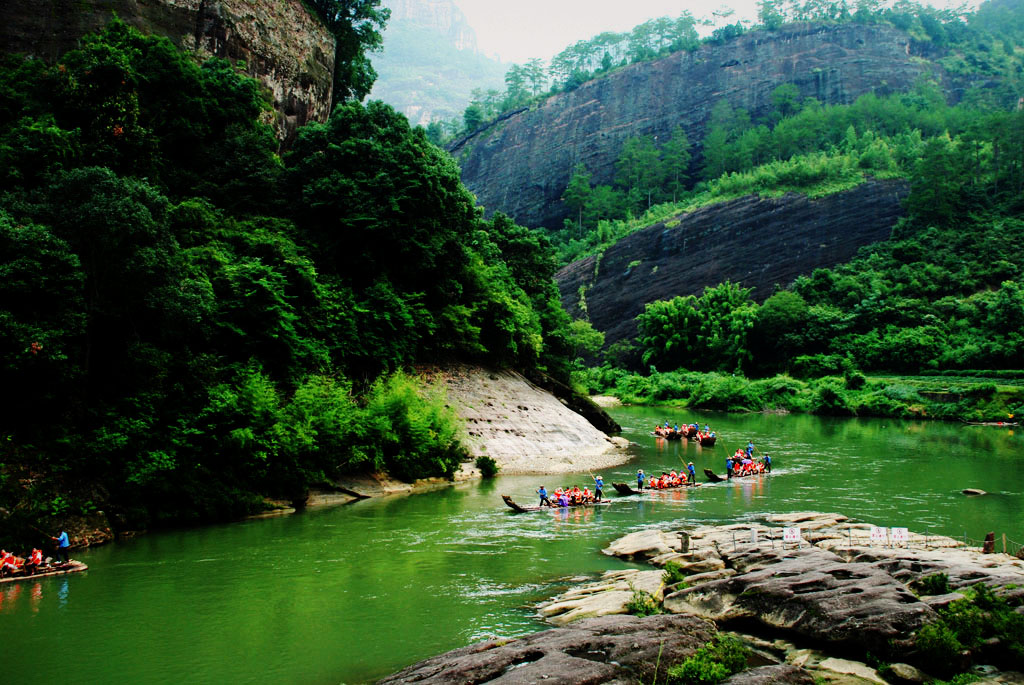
[{"xmin": 0, "ymin": 19, "xmax": 573, "ymax": 538}]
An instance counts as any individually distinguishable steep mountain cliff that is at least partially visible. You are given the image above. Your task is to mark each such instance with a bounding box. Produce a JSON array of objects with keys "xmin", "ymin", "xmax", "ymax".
[
  {"xmin": 370, "ymin": 0, "xmax": 505, "ymax": 125},
  {"xmin": 0, "ymin": 0, "xmax": 334, "ymax": 144},
  {"xmin": 555, "ymin": 179, "xmax": 910, "ymax": 350},
  {"xmin": 449, "ymin": 23, "xmax": 972, "ymax": 231}
]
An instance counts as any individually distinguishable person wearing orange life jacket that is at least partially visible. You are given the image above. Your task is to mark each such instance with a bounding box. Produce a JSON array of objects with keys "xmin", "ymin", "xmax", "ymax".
[
  {"xmin": 25, "ymin": 548, "xmax": 44, "ymax": 574},
  {"xmin": 582, "ymin": 486, "xmax": 592, "ymax": 502},
  {"xmin": 649, "ymin": 476, "xmax": 659, "ymax": 489},
  {"xmin": 0, "ymin": 550, "xmax": 21, "ymax": 577}
]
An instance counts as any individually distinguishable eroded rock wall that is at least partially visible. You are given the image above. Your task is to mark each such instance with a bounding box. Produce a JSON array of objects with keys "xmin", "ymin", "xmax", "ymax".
[
  {"xmin": 449, "ymin": 23, "xmax": 961, "ymax": 230},
  {"xmin": 0, "ymin": 0, "xmax": 335, "ymax": 145},
  {"xmin": 555, "ymin": 179, "xmax": 909, "ymax": 349}
]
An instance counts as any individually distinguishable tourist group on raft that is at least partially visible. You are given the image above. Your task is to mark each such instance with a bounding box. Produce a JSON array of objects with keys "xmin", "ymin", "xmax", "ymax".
[
  {"xmin": 0, "ymin": 529, "xmax": 73, "ymax": 579},
  {"xmin": 537, "ymin": 475, "xmax": 605, "ymax": 507},
  {"xmin": 653, "ymin": 421, "xmax": 716, "ymax": 441},
  {"xmin": 727, "ymin": 441, "xmax": 772, "ymax": 477},
  {"xmin": 635, "ymin": 463, "xmax": 698, "ymax": 489}
]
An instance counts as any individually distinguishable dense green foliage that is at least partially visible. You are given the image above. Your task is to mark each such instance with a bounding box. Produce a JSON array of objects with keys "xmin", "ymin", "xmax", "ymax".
[
  {"xmin": 914, "ymin": 584, "xmax": 1024, "ymax": 676},
  {"xmin": 0, "ymin": 22, "xmax": 570, "ymax": 534},
  {"xmin": 667, "ymin": 634, "xmax": 750, "ymax": 685},
  {"xmin": 574, "ymin": 367, "xmax": 1024, "ymax": 421}
]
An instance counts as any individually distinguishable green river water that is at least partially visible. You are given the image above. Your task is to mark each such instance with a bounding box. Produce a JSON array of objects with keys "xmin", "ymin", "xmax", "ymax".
[{"xmin": 3, "ymin": 407, "xmax": 1022, "ymax": 683}]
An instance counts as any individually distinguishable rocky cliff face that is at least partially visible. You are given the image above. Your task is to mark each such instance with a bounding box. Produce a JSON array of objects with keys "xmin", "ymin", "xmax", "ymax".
[
  {"xmin": 555, "ymin": 179, "xmax": 909, "ymax": 349},
  {"xmin": 0, "ymin": 0, "xmax": 334, "ymax": 145},
  {"xmin": 449, "ymin": 23, "xmax": 962, "ymax": 230}
]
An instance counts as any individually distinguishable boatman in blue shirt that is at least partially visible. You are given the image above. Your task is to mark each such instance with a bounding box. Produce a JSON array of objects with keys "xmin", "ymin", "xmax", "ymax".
[
  {"xmin": 763, "ymin": 454, "xmax": 772, "ymax": 473},
  {"xmin": 537, "ymin": 486, "xmax": 551, "ymax": 507},
  {"xmin": 593, "ymin": 474, "xmax": 604, "ymax": 501},
  {"xmin": 637, "ymin": 469, "xmax": 645, "ymax": 491},
  {"xmin": 746, "ymin": 441, "xmax": 755, "ymax": 458},
  {"xmin": 687, "ymin": 461, "xmax": 696, "ymax": 485},
  {"xmin": 51, "ymin": 529, "xmax": 70, "ymax": 565},
  {"xmin": 726, "ymin": 456, "xmax": 734, "ymax": 479}
]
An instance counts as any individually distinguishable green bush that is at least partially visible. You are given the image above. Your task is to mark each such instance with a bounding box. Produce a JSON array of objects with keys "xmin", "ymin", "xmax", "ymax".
[
  {"xmin": 625, "ymin": 584, "xmax": 662, "ymax": 617},
  {"xmin": 667, "ymin": 634, "xmax": 749, "ymax": 684},
  {"xmin": 475, "ymin": 456, "xmax": 499, "ymax": 478},
  {"xmin": 663, "ymin": 560, "xmax": 691, "ymax": 586},
  {"xmin": 912, "ymin": 572, "xmax": 951, "ymax": 596},
  {"xmin": 914, "ymin": 621, "xmax": 964, "ymax": 674},
  {"xmin": 792, "ymin": 354, "xmax": 852, "ymax": 378}
]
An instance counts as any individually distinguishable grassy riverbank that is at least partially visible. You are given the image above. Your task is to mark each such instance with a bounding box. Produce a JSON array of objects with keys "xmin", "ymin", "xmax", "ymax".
[{"xmin": 573, "ymin": 367, "xmax": 1024, "ymax": 421}]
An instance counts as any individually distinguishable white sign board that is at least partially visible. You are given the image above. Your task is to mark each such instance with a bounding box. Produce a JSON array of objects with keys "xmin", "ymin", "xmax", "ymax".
[
  {"xmin": 783, "ymin": 527, "xmax": 801, "ymax": 543},
  {"xmin": 870, "ymin": 526, "xmax": 888, "ymax": 543},
  {"xmin": 891, "ymin": 527, "xmax": 909, "ymax": 543}
]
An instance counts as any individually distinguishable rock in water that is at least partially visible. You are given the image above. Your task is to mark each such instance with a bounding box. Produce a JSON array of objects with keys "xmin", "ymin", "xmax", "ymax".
[
  {"xmin": 378, "ymin": 614, "xmax": 717, "ymax": 684},
  {"xmin": 962, "ymin": 488, "xmax": 987, "ymax": 496}
]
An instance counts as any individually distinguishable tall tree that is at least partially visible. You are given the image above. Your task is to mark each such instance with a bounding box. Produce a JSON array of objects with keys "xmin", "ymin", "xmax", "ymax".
[
  {"xmin": 661, "ymin": 126, "xmax": 692, "ymax": 201},
  {"xmin": 615, "ymin": 135, "xmax": 664, "ymax": 212},
  {"xmin": 305, "ymin": 0, "xmax": 391, "ymax": 104}
]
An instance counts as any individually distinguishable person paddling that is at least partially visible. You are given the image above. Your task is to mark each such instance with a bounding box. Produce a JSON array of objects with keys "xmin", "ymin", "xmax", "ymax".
[
  {"xmin": 592, "ymin": 474, "xmax": 604, "ymax": 502},
  {"xmin": 687, "ymin": 461, "xmax": 696, "ymax": 485},
  {"xmin": 637, "ymin": 469, "xmax": 645, "ymax": 491},
  {"xmin": 51, "ymin": 529, "xmax": 70, "ymax": 565},
  {"xmin": 763, "ymin": 454, "xmax": 772, "ymax": 473},
  {"xmin": 537, "ymin": 486, "xmax": 551, "ymax": 507}
]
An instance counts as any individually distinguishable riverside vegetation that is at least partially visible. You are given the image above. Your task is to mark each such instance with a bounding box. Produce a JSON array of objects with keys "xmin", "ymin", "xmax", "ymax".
[{"xmin": 0, "ymin": 17, "xmax": 578, "ymax": 541}]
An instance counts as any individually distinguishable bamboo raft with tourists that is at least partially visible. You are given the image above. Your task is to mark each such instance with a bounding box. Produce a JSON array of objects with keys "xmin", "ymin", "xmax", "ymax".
[
  {"xmin": 652, "ymin": 422, "xmax": 717, "ymax": 445},
  {"xmin": 501, "ymin": 495, "xmax": 611, "ymax": 513},
  {"xmin": 0, "ymin": 560, "xmax": 88, "ymax": 584}
]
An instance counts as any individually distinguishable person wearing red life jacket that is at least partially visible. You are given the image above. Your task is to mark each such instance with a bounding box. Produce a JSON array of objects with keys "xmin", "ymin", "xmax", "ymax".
[
  {"xmin": 24, "ymin": 548, "xmax": 44, "ymax": 574},
  {"xmin": 582, "ymin": 486, "xmax": 592, "ymax": 502},
  {"xmin": 0, "ymin": 550, "xmax": 22, "ymax": 577}
]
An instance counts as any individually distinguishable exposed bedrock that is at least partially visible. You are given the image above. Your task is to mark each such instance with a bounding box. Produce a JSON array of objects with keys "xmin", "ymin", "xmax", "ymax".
[
  {"xmin": 448, "ymin": 22, "xmax": 974, "ymax": 230},
  {"xmin": 555, "ymin": 179, "xmax": 909, "ymax": 348},
  {"xmin": 378, "ymin": 613, "xmax": 718, "ymax": 684},
  {"xmin": 0, "ymin": 0, "xmax": 335, "ymax": 145}
]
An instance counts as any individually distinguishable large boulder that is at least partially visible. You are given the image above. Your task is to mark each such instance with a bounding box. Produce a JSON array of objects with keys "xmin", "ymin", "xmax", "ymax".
[
  {"xmin": 378, "ymin": 613, "xmax": 718, "ymax": 684},
  {"xmin": 538, "ymin": 569, "xmax": 664, "ymax": 625},
  {"xmin": 663, "ymin": 545, "xmax": 937, "ymax": 654}
]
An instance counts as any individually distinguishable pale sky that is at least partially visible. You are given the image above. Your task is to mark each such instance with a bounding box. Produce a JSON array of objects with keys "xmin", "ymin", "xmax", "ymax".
[{"xmin": 452, "ymin": 0, "xmax": 980, "ymax": 63}]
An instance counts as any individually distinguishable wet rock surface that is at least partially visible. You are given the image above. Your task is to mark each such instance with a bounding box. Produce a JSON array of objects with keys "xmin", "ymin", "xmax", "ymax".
[{"xmin": 378, "ymin": 614, "xmax": 718, "ymax": 684}]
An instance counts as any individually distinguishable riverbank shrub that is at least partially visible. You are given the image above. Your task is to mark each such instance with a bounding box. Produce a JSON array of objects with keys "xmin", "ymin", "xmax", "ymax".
[
  {"xmin": 625, "ymin": 584, "xmax": 662, "ymax": 617},
  {"xmin": 914, "ymin": 584, "xmax": 1024, "ymax": 676},
  {"xmin": 475, "ymin": 456, "xmax": 499, "ymax": 478},
  {"xmin": 571, "ymin": 367, "xmax": 1022, "ymax": 423},
  {"xmin": 663, "ymin": 560, "xmax": 690, "ymax": 586},
  {"xmin": 667, "ymin": 634, "xmax": 749, "ymax": 685}
]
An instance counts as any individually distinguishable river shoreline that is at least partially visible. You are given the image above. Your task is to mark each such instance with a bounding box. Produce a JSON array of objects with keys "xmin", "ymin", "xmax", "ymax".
[{"xmin": 383, "ymin": 512, "xmax": 1024, "ymax": 684}]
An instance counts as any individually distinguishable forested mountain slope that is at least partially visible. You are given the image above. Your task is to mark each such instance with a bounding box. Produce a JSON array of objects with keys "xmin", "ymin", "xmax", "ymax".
[{"xmin": 448, "ymin": 22, "xmax": 975, "ymax": 231}]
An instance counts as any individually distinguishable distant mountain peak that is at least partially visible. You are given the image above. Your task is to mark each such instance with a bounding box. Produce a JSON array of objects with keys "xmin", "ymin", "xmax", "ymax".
[{"xmin": 385, "ymin": 0, "xmax": 479, "ymax": 53}]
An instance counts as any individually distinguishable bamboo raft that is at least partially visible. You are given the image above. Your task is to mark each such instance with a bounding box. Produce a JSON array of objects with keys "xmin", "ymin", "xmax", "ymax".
[
  {"xmin": 0, "ymin": 560, "xmax": 88, "ymax": 584},
  {"xmin": 501, "ymin": 494, "xmax": 611, "ymax": 513}
]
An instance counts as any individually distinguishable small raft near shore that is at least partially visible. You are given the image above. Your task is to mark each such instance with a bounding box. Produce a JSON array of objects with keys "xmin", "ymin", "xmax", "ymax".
[
  {"xmin": 501, "ymin": 495, "xmax": 611, "ymax": 513},
  {"xmin": 0, "ymin": 560, "xmax": 87, "ymax": 584}
]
